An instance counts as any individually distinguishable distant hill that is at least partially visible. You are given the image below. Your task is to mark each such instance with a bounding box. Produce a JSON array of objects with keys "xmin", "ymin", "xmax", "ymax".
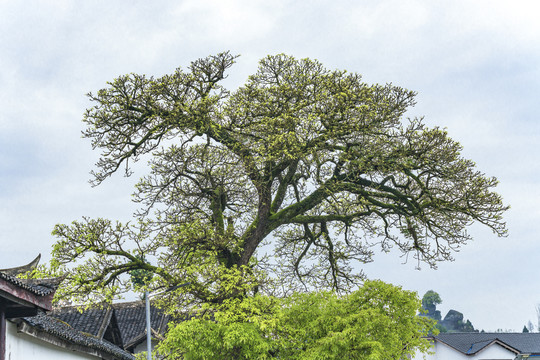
[{"xmin": 420, "ymin": 290, "xmax": 477, "ymax": 333}]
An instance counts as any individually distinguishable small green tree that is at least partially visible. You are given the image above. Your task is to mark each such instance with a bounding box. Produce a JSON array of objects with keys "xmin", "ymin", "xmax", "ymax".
[
  {"xmin": 421, "ymin": 290, "xmax": 442, "ymax": 320},
  {"xmin": 158, "ymin": 280, "xmax": 436, "ymax": 359}
]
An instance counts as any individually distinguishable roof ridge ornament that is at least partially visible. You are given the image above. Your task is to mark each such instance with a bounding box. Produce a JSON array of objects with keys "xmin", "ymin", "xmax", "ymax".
[{"xmin": 0, "ymin": 254, "xmax": 41, "ymax": 276}]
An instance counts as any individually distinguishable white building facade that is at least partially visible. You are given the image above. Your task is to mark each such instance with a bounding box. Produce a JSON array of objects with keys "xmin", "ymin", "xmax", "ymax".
[{"xmin": 412, "ymin": 333, "xmax": 540, "ymax": 360}]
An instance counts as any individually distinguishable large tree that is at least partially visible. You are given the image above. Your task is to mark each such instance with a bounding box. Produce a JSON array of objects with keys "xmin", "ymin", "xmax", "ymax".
[{"xmin": 47, "ymin": 52, "xmax": 507, "ymax": 305}]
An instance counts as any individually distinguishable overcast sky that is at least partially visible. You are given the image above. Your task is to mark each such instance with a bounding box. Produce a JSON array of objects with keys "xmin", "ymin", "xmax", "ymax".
[{"xmin": 1, "ymin": 0, "xmax": 539, "ymax": 332}]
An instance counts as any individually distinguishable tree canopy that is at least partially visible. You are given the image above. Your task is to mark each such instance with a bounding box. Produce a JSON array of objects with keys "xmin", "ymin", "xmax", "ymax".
[
  {"xmin": 157, "ymin": 280, "xmax": 435, "ymax": 359},
  {"xmin": 421, "ymin": 290, "xmax": 442, "ymax": 316},
  {"xmin": 45, "ymin": 52, "xmax": 508, "ymax": 306}
]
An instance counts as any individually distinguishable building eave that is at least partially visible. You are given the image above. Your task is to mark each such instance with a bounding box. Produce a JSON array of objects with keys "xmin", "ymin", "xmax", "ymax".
[
  {"xmin": 17, "ymin": 320, "xmax": 121, "ymax": 360},
  {"xmin": 0, "ymin": 278, "xmax": 54, "ymax": 313}
]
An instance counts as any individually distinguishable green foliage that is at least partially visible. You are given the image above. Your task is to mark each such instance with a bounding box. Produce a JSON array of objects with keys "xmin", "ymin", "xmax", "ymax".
[
  {"xmin": 421, "ymin": 290, "xmax": 442, "ymax": 321},
  {"xmin": 130, "ymin": 256, "xmax": 153, "ymax": 290},
  {"xmin": 422, "ymin": 290, "xmax": 442, "ymax": 309},
  {"xmin": 435, "ymin": 323, "xmax": 447, "ymax": 333},
  {"xmin": 158, "ymin": 280, "xmax": 436, "ymax": 359},
  {"xmin": 42, "ymin": 52, "xmax": 507, "ymax": 308}
]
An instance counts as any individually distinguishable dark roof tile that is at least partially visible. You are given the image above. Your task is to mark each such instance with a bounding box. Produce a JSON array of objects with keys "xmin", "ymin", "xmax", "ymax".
[
  {"xmin": 112, "ymin": 301, "xmax": 169, "ymax": 348},
  {"xmin": 435, "ymin": 332, "xmax": 540, "ymax": 355},
  {"xmin": 19, "ymin": 313, "xmax": 134, "ymax": 360},
  {"xmin": 52, "ymin": 306, "xmax": 111, "ymax": 337},
  {"xmin": 0, "ymin": 272, "xmax": 60, "ymax": 297},
  {"xmin": 50, "ymin": 301, "xmax": 170, "ymax": 351}
]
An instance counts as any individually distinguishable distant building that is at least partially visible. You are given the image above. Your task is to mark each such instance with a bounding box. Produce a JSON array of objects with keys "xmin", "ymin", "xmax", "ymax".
[{"xmin": 412, "ymin": 332, "xmax": 540, "ymax": 360}]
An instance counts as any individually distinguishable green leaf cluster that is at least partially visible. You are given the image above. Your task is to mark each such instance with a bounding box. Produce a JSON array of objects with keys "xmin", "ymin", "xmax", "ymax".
[{"xmin": 158, "ymin": 280, "xmax": 435, "ymax": 359}]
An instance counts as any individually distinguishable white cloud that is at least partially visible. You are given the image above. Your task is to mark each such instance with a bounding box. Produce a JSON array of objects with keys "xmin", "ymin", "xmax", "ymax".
[{"xmin": 172, "ymin": 0, "xmax": 282, "ymax": 44}]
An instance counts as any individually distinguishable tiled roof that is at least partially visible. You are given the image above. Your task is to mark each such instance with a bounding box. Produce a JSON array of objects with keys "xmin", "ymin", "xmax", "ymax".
[
  {"xmin": 434, "ymin": 332, "xmax": 540, "ymax": 355},
  {"xmin": 464, "ymin": 338, "xmax": 495, "ymax": 354},
  {"xmin": 52, "ymin": 306, "xmax": 111, "ymax": 337},
  {"xmin": 0, "ymin": 272, "xmax": 60, "ymax": 297},
  {"xmin": 17, "ymin": 312, "xmax": 135, "ymax": 360},
  {"xmin": 0, "ymin": 254, "xmax": 61, "ymax": 297},
  {"xmin": 50, "ymin": 301, "xmax": 170, "ymax": 351},
  {"xmin": 112, "ymin": 301, "xmax": 169, "ymax": 349}
]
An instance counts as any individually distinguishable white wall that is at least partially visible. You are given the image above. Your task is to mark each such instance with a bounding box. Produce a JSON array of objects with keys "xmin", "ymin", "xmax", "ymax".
[
  {"xmin": 413, "ymin": 340, "xmax": 517, "ymax": 360},
  {"xmin": 5, "ymin": 321, "xmax": 98, "ymax": 360}
]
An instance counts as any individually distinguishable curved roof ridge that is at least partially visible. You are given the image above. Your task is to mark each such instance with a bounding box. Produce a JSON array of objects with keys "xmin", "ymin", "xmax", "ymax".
[{"xmin": 0, "ymin": 254, "xmax": 41, "ymax": 276}]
